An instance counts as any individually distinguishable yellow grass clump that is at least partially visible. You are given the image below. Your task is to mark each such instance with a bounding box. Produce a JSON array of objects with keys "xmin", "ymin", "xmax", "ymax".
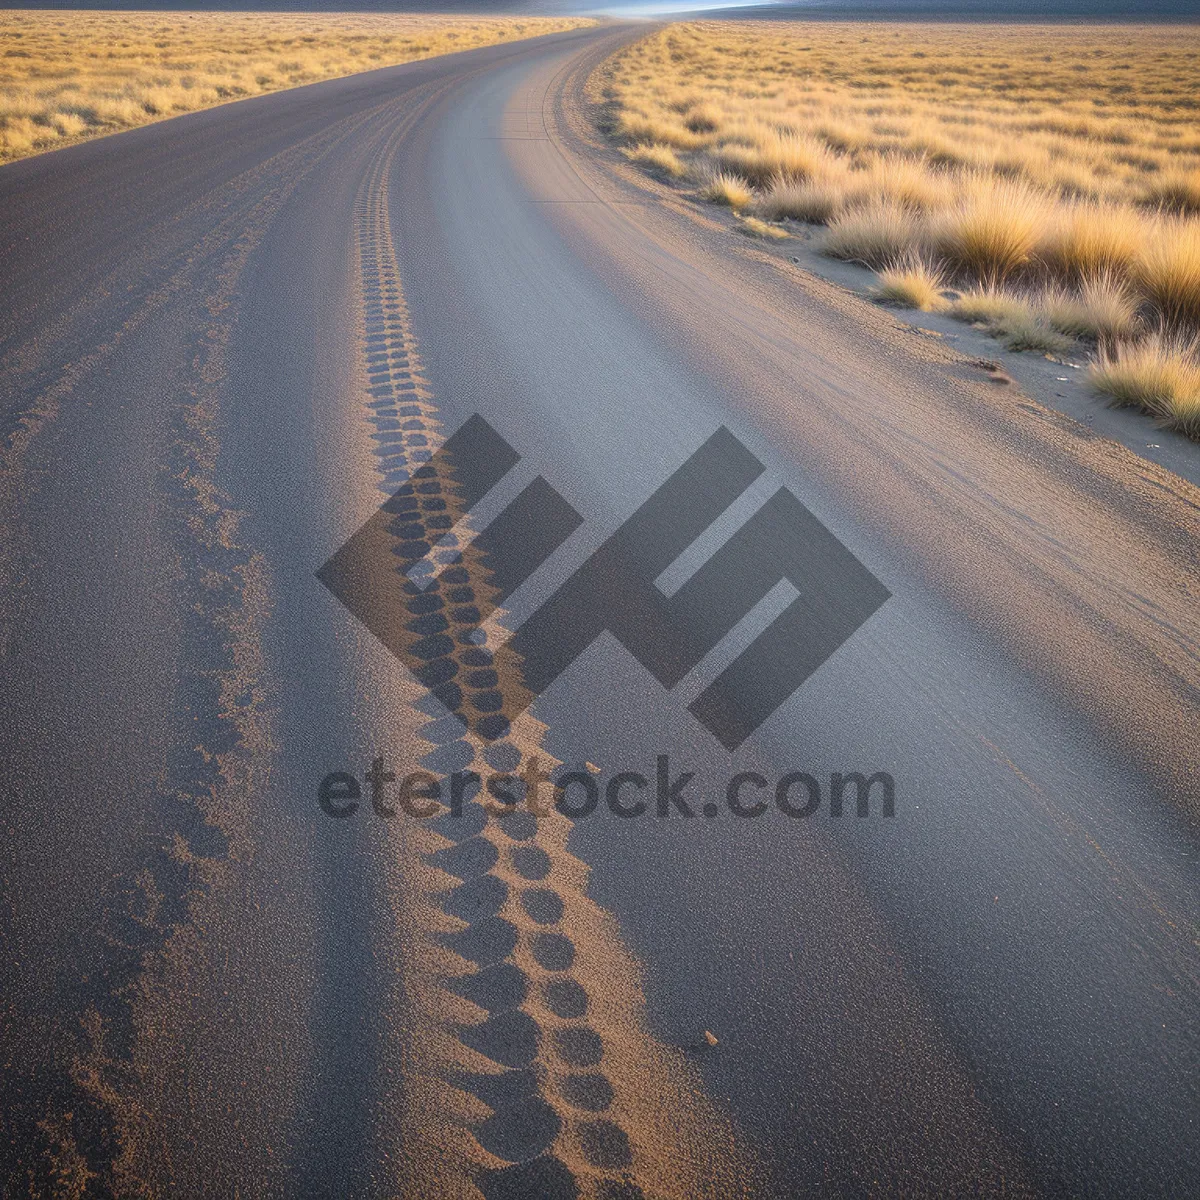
[
  {"xmin": 1038, "ymin": 275, "xmax": 1141, "ymax": 342},
  {"xmin": 822, "ymin": 201, "xmax": 920, "ymax": 268},
  {"xmin": 863, "ymin": 153, "xmax": 957, "ymax": 214},
  {"xmin": 0, "ymin": 10, "xmax": 595, "ymax": 162},
  {"xmin": 947, "ymin": 288, "xmax": 1070, "ymax": 353},
  {"xmin": 623, "ymin": 141, "xmax": 687, "ymax": 178},
  {"xmin": 711, "ymin": 131, "xmax": 832, "ymax": 188},
  {"xmin": 1037, "ymin": 202, "xmax": 1146, "ymax": 280},
  {"xmin": 1090, "ymin": 335, "xmax": 1200, "ymax": 436},
  {"xmin": 754, "ymin": 176, "xmax": 847, "ymax": 224},
  {"xmin": 876, "ymin": 254, "xmax": 948, "ymax": 311},
  {"xmin": 951, "ymin": 288, "xmax": 1033, "ymax": 329},
  {"xmin": 598, "ymin": 19, "xmax": 1200, "ymax": 432},
  {"xmin": 739, "ymin": 215, "xmax": 790, "ymax": 240},
  {"xmin": 994, "ymin": 310, "xmax": 1074, "ymax": 355},
  {"xmin": 700, "ymin": 170, "xmax": 754, "ymax": 211},
  {"xmin": 1137, "ymin": 219, "xmax": 1200, "ymax": 330},
  {"xmin": 1143, "ymin": 168, "xmax": 1200, "ymax": 214},
  {"xmin": 933, "ymin": 174, "xmax": 1049, "ymax": 282}
]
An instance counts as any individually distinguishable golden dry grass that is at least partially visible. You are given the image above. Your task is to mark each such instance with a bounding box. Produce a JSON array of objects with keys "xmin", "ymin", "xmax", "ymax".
[
  {"xmin": 0, "ymin": 10, "xmax": 594, "ymax": 162},
  {"xmin": 823, "ymin": 200, "xmax": 920, "ymax": 267},
  {"xmin": 739, "ymin": 215, "xmax": 790, "ymax": 240},
  {"xmin": 1137, "ymin": 218, "xmax": 1200, "ymax": 329},
  {"xmin": 993, "ymin": 310, "xmax": 1075, "ymax": 355},
  {"xmin": 951, "ymin": 288, "xmax": 1033, "ymax": 328},
  {"xmin": 877, "ymin": 254, "xmax": 948, "ymax": 311},
  {"xmin": 932, "ymin": 173, "xmax": 1048, "ymax": 283},
  {"xmin": 699, "ymin": 168, "xmax": 754, "ymax": 210},
  {"xmin": 602, "ymin": 21, "xmax": 1200, "ymax": 210},
  {"xmin": 599, "ymin": 20, "xmax": 1200, "ymax": 434},
  {"xmin": 947, "ymin": 288, "xmax": 1069, "ymax": 352},
  {"xmin": 1091, "ymin": 334, "xmax": 1200, "ymax": 435},
  {"xmin": 1039, "ymin": 274, "xmax": 1141, "ymax": 341},
  {"xmin": 622, "ymin": 140, "xmax": 686, "ymax": 178}
]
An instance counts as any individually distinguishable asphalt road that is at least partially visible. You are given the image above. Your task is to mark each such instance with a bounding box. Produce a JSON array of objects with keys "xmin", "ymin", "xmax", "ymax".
[{"xmin": 1, "ymin": 23, "xmax": 1197, "ymax": 1200}]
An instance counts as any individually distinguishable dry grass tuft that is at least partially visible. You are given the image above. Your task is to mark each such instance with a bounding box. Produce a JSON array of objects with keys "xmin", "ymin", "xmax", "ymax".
[
  {"xmin": 623, "ymin": 142, "xmax": 686, "ymax": 178},
  {"xmin": 683, "ymin": 101, "xmax": 721, "ymax": 134},
  {"xmin": 876, "ymin": 254, "xmax": 948, "ymax": 311},
  {"xmin": 822, "ymin": 201, "xmax": 920, "ymax": 268},
  {"xmin": 739, "ymin": 216, "xmax": 790, "ymax": 240},
  {"xmin": 1039, "ymin": 274, "xmax": 1141, "ymax": 342},
  {"xmin": 863, "ymin": 154, "xmax": 956, "ymax": 214},
  {"xmin": 1037, "ymin": 286, "xmax": 1095, "ymax": 339},
  {"xmin": 1037, "ymin": 202, "xmax": 1145, "ymax": 280},
  {"xmin": 711, "ymin": 132, "xmax": 832, "ymax": 188},
  {"xmin": 754, "ymin": 176, "xmax": 847, "ymax": 224},
  {"xmin": 951, "ymin": 288, "xmax": 1034, "ymax": 329},
  {"xmin": 950, "ymin": 287, "xmax": 1072, "ymax": 351},
  {"xmin": 699, "ymin": 170, "xmax": 755, "ymax": 211},
  {"xmin": 1143, "ymin": 168, "xmax": 1200, "ymax": 215},
  {"xmin": 933, "ymin": 174, "xmax": 1047, "ymax": 283},
  {"xmin": 1090, "ymin": 334, "xmax": 1200, "ymax": 436},
  {"xmin": 614, "ymin": 107, "xmax": 703, "ymax": 150},
  {"xmin": 995, "ymin": 311, "xmax": 1074, "ymax": 355},
  {"xmin": 0, "ymin": 10, "xmax": 595, "ymax": 161},
  {"xmin": 1137, "ymin": 220, "xmax": 1200, "ymax": 330}
]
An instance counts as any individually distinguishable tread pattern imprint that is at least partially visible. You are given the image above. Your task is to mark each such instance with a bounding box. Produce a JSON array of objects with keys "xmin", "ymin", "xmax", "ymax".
[{"xmin": 348, "ymin": 92, "xmax": 762, "ymax": 1200}]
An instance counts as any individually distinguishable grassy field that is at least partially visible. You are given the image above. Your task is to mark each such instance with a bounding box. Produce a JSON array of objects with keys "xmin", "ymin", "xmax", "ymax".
[
  {"xmin": 600, "ymin": 21, "xmax": 1200, "ymax": 437},
  {"xmin": 0, "ymin": 9, "xmax": 593, "ymax": 163}
]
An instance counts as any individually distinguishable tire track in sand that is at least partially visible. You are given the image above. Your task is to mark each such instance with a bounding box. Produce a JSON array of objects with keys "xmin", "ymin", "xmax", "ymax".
[{"xmin": 344, "ymin": 103, "xmax": 762, "ymax": 1200}]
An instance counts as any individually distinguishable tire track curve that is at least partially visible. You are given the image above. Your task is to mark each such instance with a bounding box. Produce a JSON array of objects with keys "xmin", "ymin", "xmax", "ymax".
[{"xmin": 346, "ymin": 96, "xmax": 762, "ymax": 1200}]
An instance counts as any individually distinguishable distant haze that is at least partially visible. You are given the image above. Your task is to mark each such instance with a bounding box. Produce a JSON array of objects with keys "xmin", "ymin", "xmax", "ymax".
[
  {"xmin": 3, "ymin": 0, "xmax": 1198, "ymax": 16},
  {"xmin": 683, "ymin": 0, "xmax": 1200, "ymax": 21},
  {"xmin": 0, "ymin": 2, "xmax": 577, "ymax": 10}
]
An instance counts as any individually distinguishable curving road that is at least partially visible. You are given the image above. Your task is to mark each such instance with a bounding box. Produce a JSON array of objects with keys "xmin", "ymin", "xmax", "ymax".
[{"xmin": 1, "ymin": 23, "xmax": 1197, "ymax": 1199}]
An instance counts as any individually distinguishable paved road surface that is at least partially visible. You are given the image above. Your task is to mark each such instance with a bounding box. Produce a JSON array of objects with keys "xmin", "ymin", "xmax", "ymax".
[{"xmin": 1, "ymin": 24, "xmax": 1197, "ymax": 1199}]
